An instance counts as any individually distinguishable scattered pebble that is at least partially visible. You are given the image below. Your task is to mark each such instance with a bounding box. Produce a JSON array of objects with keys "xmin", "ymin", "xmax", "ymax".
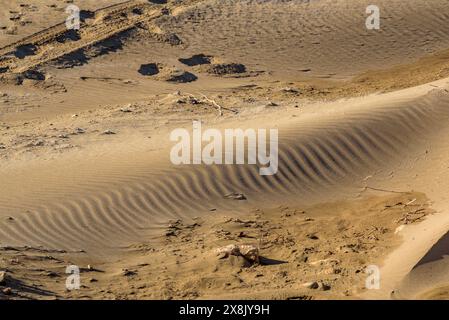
[{"xmin": 74, "ymin": 128, "xmax": 85, "ymax": 134}]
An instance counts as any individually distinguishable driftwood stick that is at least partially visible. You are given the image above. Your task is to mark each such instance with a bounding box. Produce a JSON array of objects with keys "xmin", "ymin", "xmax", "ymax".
[
  {"xmin": 200, "ymin": 94, "xmax": 224, "ymax": 116},
  {"xmin": 184, "ymin": 92, "xmax": 238, "ymax": 116},
  {"xmin": 363, "ymin": 186, "xmax": 410, "ymax": 194}
]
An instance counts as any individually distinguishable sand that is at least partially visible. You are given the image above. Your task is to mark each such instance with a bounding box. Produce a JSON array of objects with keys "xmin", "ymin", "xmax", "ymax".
[{"xmin": 1, "ymin": 0, "xmax": 449, "ymax": 300}]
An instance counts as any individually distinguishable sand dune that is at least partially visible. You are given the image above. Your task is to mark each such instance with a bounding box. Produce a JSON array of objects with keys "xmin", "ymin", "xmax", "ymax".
[
  {"xmin": 1, "ymin": 0, "xmax": 449, "ymax": 300},
  {"xmin": 1, "ymin": 86, "xmax": 448, "ymax": 253}
]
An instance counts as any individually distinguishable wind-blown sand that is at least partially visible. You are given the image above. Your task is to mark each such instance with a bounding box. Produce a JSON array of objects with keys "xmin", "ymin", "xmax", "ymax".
[{"xmin": 1, "ymin": 0, "xmax": 449, "ymax": 300}]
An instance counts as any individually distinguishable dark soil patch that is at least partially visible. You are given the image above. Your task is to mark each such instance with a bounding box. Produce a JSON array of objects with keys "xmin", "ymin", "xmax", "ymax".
[
  {"xmin": 153, "ymin": 33, "xmax": 183, "ymax": 46},
  {"xmin": 179, "ymin": 54, "xmax": 213, "ymax": 67},
  {"xmin": 206, "ymin": 63, "xmax": 246, "ymax": 75},
  {"xmin": 23, "ymin": 69, "xmax": 45, "ymax": 81},
  {"xmin": 14, "ymin": 44, "xmax": 37, "ymax": 59},
  {"xmin": 138, "ymin": 63, "xmax": 159, "ymax": 76},
  {"xmin": 165, "ymin": 69, "xmax": 197, "ymax": 83},
  {"xmin": 52, "ymin": 29, "xmax": 132, "ymax": 69},
  {"xmin": 56, "ymin": 30, "xmax": 81, "ymax": 43}
]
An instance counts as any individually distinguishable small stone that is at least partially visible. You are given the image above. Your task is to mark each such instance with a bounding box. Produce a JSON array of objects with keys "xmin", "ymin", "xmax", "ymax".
[
  {"xmin": 122, "ymin": 269, "xmax": 137, "ymax": 277},
  {"xmin": 217, "ymin": 252, "xmax": 228, "ymax": 259},
  {"xmin": 26, "ymin": 139, "xmax": 45, "ymax": 147},
  {"xmin": 266, "ymin": 101, "xmax": 278, "ymax": 107},
  {"xmin": 74, "ymin": 127, "xmax": 85, "ymax": 134},
  {"xmin": 282, "ymin": 87, "xmax": 299, "ymax": 93},
  {"xmin": 224, "ymin": 193, "xmax": 247, "ymax": 200},
  {"xmin": 215, "ymin": 244, "xmax": 239, "ymax": 258},
  {"xmin": 2, "ymin": 287, "xmax": 12, "ymax": 295},
  {"xmin": 215, "ymin": 244, "xmax": 259, "ymax": 264},
  {"xmin": 165, "ymin": 230, "xmax": 176, "ymax": 237},
  {"xmin": 303, "ymin": 281, "xmax": 319, "ymax": 289},
  {"xmin": 320, "ymin": 283, "xmax": 331, "ymax": 291},
  {"xmin": 0, "ymin": 271, "xmax": 7, "ymax": 285},
  {"xmin": 46, "ymin": 271, "xmax": 59, "ymax": 278},
  {"xmin": 102, "ymin": 130, "xmax": 116, "ymax": 135},
  {"xmin": 5, "ymin": 26, "xmax": 17, "ymax": 35},
  {"xmin": 395, "ymin": 225, "xmax": 405, "ymax": 234}
]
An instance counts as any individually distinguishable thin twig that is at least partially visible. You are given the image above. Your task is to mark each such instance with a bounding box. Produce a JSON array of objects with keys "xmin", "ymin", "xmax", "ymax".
[
  {"xmin": 200, "ymin": 94, "xmax": 223, "ymax": 116},
  {"xmin": 363, "ymin": 186, "xmax": 410, "ymax": 194},
  {"xmin": 184, "ymin": 92, "xmax": 238, "ymax": 116}
]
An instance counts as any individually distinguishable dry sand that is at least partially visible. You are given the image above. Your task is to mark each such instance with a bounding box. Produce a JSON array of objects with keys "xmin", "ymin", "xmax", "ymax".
[{"xmin": 1, "ymin": 0, "xmax": 449, "ymax": 300}]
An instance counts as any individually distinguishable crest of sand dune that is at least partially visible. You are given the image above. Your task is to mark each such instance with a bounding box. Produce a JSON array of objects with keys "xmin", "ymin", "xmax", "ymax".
[{"xmin": 1, "ymin": 0, "xmax": 449, "ymax": 300}]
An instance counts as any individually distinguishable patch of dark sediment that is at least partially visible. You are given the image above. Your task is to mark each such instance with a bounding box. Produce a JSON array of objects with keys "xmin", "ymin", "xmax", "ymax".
[
  {"xmin": 0, "ymin": 73, "xmax": 24, "ymax": 85},
  {"xmin": 13, "ymin": 44, "xmax": 38, "ymax": 59},
  {"xmin": 138, "ymin": 63, "xmax": 160, "ymax": 76},
  {"xmin": 138, "ymin": 62, "xmax": 197, "ymax": 83},
  {"xmin": 80, "ymin": 10, "xmax": 95, "ymax": 22},
  {"xmin": 50, "ymin": 29, "xmax": 136, "ymax": 69},
  {"xmin": 55, "ymin": 30, "xmax": 82, "ymax": 44},
  {"xmin": 204, "ymin": 63, "xmax": 247, "ymax": 76},
  {"xmin": 178, "ymin": 54, "xmax": 248, "ymax": 76},
  {"xmin": 22, "ymin": 69, "xmax": 46, "ymax": 81},
  {"xmin": 0, "ymin": 68, "xmax": 46, "ymax": 85},
  {"xmin": 152, "ymin": 32, "xmax": 183, "ymax": 46},
  {"xmin": 160, "ymin": 68, "xmax": 197, "ymax": 83}
]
